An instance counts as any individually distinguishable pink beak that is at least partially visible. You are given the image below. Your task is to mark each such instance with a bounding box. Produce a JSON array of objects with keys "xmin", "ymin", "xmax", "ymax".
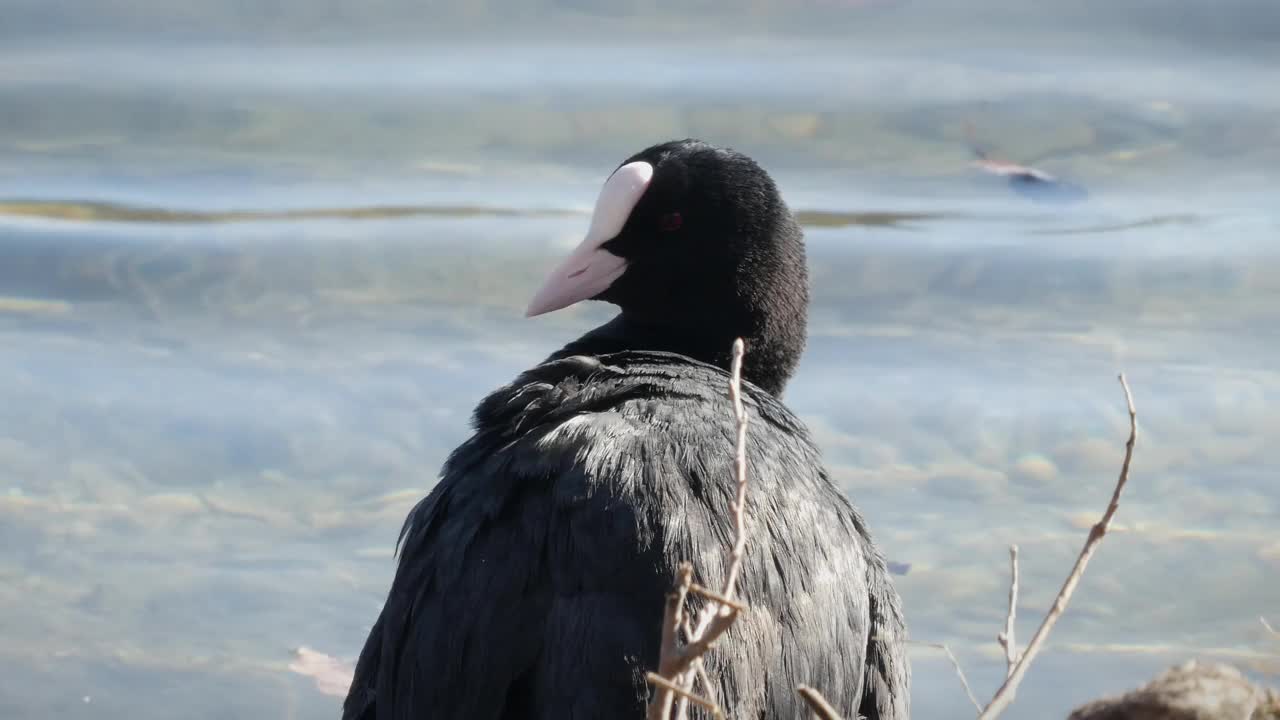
[{"xmin": 525, "ymin": 161, "xmax": 654, "ymax": 317}]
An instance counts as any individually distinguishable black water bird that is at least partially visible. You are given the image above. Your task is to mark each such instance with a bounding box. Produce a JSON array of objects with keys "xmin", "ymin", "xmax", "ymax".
[{"xmin": 343, "ymin": 139, "xmax": 910, "ymax": 719}]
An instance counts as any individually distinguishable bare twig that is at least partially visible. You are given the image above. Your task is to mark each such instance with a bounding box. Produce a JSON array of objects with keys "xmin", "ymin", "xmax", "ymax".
[
  {"xmin": 649, "ymin": 564, "xmax": 695, "ymax": 720},
  {"xmin": 678, "ymin": 610, "xmax": 741, "ymax": 677},
  {"xmin": 693, "ymin": 660, "xmax": 717, "ymax": 707},
  {"xmin": 689, "ymin": 583, "xmax": 749, "ymax": 613},
  {"xmin": 1263, "ymin": 617, "xmax": 1278, "ymax": 638},
  {"xmin": 997, "ymin": 545, "xmax": 1020, "ymax": 676},
  {"xmin": 977, "ymin": 374, "xmax": 1138, "ymax": 719},
  {"xmin": 679, "ymin": 618, "xmax": 726, "ymax": 707},
  {"xmin": 673, "ymin": 338, "xmax": 750, "ymax": 720},
  {"xmin": 687, "ymin": 338, "xmax": 752, "ymax": 641},
  {"xmin": 796, "ymin": 685, "xmax": 845, "ymax": 720},
  {"xmin": 646, "ymin": 338, "xmax": 751, "ymax": 720},
  {"xmin": 912, "ymin": 641, "xmax": 983, "ymax": 713},
  {"xmin": 646, "ymin": 674, "xmax": 725, "ymax": 719},
  {"xmin": 723, "ymin": 337, "xmax": 750, "ymax": 597}
]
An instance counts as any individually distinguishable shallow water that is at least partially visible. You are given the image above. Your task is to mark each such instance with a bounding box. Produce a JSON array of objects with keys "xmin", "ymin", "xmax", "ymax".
[{"xmin": 2, "ymin": 2, "xmax": 1279, "ymax": 718}]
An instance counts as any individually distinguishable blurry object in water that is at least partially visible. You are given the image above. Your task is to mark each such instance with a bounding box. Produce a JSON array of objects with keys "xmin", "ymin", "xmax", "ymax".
[
  {"xmin": 965, "ymin": 124, "xmax": 1089, "ymax": 205},
  {"xmin": 288, "ymin": 646, "xmax": 353, "ymax": 698},
  {"xmin": 887, "ymin": 560, "xmax": 912, "ymax": 576}
]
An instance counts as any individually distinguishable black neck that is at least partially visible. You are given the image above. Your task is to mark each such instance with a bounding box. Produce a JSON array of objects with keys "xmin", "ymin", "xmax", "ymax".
[{"xmin": 547, "ymin": 311, "xmax": 802, "ymax": 397}]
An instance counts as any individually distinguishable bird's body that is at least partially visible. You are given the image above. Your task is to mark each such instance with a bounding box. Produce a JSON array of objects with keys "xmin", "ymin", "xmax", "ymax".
[{"xmin": 344, "ymin": 139, "xmax": 909, "ymax": 720}]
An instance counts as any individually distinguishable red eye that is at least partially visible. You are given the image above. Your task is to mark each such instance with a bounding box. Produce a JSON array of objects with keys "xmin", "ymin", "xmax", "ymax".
[{"xmin": 658, "ymin": 212, "xmax": 683, "ymax": 232}]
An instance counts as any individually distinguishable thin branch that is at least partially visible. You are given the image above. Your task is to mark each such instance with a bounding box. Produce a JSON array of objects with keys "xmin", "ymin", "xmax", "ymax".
[
  {"xmin": 913, "ymin": 641, "xmax": 983, "ymax": 713},
  {"xmin": 675, "ymin": 339, "xmax": 750, "ymax": 719},
  {"xmin": 723, "ymin": 336, "xmax": 750, "ymax": 598},
  {"xmin": 796, "ymin": 685, "xmax": 845, "ymax": 720},
  {"xmin": 648, "ymin": 564, "xmax": 695, "ymax": 720},
  {"xmin": 687, "ymin": 339, "xmax": 752, "ymax": 641},
  {"xmin": 646, "ymin": 674, "xmax": 724, "ymax": 719},
  {"xmin": 977, "ymin": 374, "xmax": 1138, "ymax": 719},
  {"xmin": 662, "ymin": 608, "xmax": 740, "ymax": 687},
  {"xmin": 997, "ymin": 545, "xmax": 1020, "ymax": 676},
  {"xmin": 689, "ymin": 583, "xmax": 749, "ymax": 613},
  {"xmin": 646, "ymin": 338, "xmax": 751, "ymax": 720},
  {"xmin": 692, "ymin": 659, "xmax": 717, "ymax": 707},
  {"xmin": 686, "ymin": 610, "xmax": 741, "ymax": 661},
  {"xmin": 674, "ymin": 620, "xmax": 722, "ymax": 720}
]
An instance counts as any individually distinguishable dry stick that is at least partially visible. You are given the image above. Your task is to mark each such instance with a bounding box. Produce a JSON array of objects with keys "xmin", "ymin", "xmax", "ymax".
[
  {"xmin": 675, "ymin": 611, "xmax": 740, "ymax": 683},
  {"xmin": 647, "ymin": 674, "xmax": 726, "ymax": 719},
  {"xmin": 677, "ymin": 618, "xmax": 724, "ymax": 711},
  {"xmin": 689, "ymin": 584, "xmax": 749, "ymax": 612},
  {"xmin": 673, "ymin": 338, "xmax": 752, "ymax": 720},
  {"xmin": 797, "ymin": 685, "xmax": 845, "ymax": 720},
  {"xmin": 977, "ymin": 374, "xmax": 1138, "ymax": 720},
  {"xmin": 645, "ymin": 338, "xmax": 751, "ymax": 720},
  {"xmin": 915, "ymin": 641, "xmax": 983, "ymax": 713},
  {"xmin": 792, "ymin": 640, "xmax": 986, "ymax": 718},
  {"xmin": 722, "ymin": 337, "xmax": 751, "ymax": 598},
  {"xmin": 792, "ymin": 375, "xmax": 1137, "ymax": 719},
  {"xmin": 997, "ymin": 545, "xmax": 1020, "ymax": 676},
  {"xmin": 692, "ymin": 660, "xmax": 717, "ymax": 707},
  {"xmin": 649, "ymin": 565, "xmax": 696, "ymax": 720}
]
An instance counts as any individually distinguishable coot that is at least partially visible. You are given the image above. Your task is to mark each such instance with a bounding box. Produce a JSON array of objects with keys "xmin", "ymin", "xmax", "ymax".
[{"xmin": 343, "ymin": 139, "xmax": 909, "ymax": 719}]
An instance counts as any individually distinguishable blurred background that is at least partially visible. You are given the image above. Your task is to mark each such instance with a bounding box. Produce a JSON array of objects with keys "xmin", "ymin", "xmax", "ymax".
[{"xmin": 1, "ymin": 1, "xmax": 1278, "ymax": 718}]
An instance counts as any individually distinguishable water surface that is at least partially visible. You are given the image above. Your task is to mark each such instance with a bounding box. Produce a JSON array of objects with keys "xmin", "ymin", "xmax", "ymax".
[{"xmin": 2, "ymin": 2, "xmax": 1279, "ymax": 718}]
